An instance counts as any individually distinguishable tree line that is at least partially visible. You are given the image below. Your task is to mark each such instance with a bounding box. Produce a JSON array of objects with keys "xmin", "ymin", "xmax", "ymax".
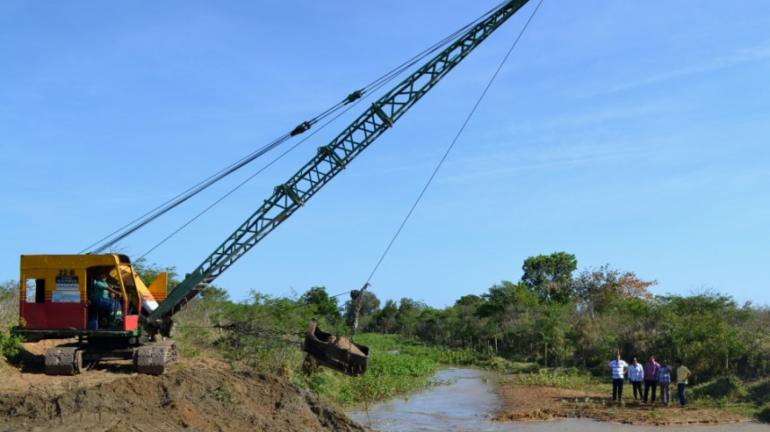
[
  {"xmin": 338, "ymin": 252, "xmax": 770, "ymax": 382},
  {"xmin": 3, "ymin": 253, "xmax": 770, "ymax": 383}
]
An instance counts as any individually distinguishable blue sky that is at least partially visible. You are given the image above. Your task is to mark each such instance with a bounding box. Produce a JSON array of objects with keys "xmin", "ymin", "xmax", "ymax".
[{"xmin": 2, "ymin": 1, "xmax": 769, "ymax": 307}]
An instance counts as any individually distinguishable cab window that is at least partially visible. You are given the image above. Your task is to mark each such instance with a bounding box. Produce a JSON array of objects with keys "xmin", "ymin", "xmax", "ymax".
[{"xmin": 25, "ymin": 278, "xmax": 46, "ymax": 303}]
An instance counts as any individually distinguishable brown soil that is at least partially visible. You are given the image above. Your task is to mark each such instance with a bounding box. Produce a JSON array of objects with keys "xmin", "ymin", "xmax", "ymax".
[
  {"xmin": 329, "ymin": 335, "xmax": 365, "ymax": 356},
  {"xmin": 1, "ymin": 343, "xmax": 367, "ymax": 432},
  {"xmin": 495, "ymin": 383, "xmax": 751, "ymax": 426}
]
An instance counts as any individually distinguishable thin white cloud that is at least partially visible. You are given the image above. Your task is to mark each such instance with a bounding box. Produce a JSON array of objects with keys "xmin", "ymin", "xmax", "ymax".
[
  {"xmin": 436, "ymin": 146, "xmax": 647, "ymax": 185},
  {"xmin": 505, "ymin": 101, "xmax": 671, "ymax": 135},
  {"xmin": 594, "ymin": 41, "xmax": 770, "ymax": 96}
]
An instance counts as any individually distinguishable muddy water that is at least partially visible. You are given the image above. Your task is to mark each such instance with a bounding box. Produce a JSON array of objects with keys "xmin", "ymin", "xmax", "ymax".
[{"xmin": 349, "ymin": 368, "xmax": 769, "ymax": 432}]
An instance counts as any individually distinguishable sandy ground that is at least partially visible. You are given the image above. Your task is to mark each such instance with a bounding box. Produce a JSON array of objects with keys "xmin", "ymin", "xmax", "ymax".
[
  {"xmin": 1, "ymin": 340, "xmax": 132, "ymax": 396},
  {"xmin": 495, "ymin": 382, "xmax": 751, "ymax": 426},
  {"xmin": 1, "ymin": 341, "xmax": 367, "ymax": 432}
]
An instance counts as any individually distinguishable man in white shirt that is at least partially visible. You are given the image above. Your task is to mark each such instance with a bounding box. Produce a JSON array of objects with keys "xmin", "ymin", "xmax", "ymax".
[
  {"xmin": 608, "ymin": 353, "xmax": 629, "ymax": 402},
  {"xmin": 628, "ymin": 357, "xmax": 645, "ymax": 400}
]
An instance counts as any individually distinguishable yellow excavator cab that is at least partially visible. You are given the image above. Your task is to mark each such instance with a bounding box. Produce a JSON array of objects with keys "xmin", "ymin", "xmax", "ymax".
[{"xmin": 17, "ymin": 254, "xmax": 162, "ymax": 336}]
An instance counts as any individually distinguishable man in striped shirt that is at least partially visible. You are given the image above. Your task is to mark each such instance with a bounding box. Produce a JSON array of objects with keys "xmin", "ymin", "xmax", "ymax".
[{"xmin": 608, "ymin": 353, "xmax": 628, "ymax": 402}]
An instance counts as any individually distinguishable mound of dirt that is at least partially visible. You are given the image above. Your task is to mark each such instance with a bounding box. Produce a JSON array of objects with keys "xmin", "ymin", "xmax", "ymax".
[{"xmin": 0, "ymin": 359, "xmax": 367, "ymax": 432}]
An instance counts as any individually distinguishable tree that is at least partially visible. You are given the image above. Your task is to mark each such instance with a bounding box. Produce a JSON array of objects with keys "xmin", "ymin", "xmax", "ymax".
[
  {"xmin": 132, "ymin": 258, "xmax": 180, "ymax": 290},
  {"xmin": 478, "ymin": 281, "xmax": 538, "ymax": 317},
  {"xmin": 536, "ymin": 304, "xmax": 571, "ymax": 367},
  {"xmin": 573, "ymin": 265, "xmax": 656, "ymax": 316},
  {"xmin": 521, "ymin": 252, "xmax": 577, "ymax": 304},
  {"xmin": 396, "ymin": 298, "xmax": 426, "ymax": 336},
  {"xmin": 370, "ymin": 300, "xmax": 399, "ymax": 333},
  {"xmin": 300, "ymin": 286, "xmax": 340, "ymax": 322},
  {"xmin": 0, "ymin": 281, "xmax": 19, "ymax": 328},
  {"xmin": 343, "ymin": 291, "xmax": 380, "ymax": 328}
]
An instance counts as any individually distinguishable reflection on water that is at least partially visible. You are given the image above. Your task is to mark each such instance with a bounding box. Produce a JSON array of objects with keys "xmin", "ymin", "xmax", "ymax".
[{"xmin": 348, "ymin": 368, "xmax": 769, "ymax": 432}]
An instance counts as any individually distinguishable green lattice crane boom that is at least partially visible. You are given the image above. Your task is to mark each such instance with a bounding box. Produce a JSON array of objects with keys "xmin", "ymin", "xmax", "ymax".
[{"xmin": 145, "ymin": 0, "xmax": 530, "ymax": 335}]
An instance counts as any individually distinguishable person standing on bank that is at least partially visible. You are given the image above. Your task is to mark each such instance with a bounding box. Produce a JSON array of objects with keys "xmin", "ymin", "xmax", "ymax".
[
  {"xmin": 609, "ymin": 352, "xmax": 629, "ymax": 402},
  {"xmin": 676, "ymin": 359, "xmax": 692, "ymax": 407},
  {"xmin": 657, "ymin": 360, "xmax": 673, "ymax": 406},
  {"xmin": 628, "ymin": 357, "xmax": 644, "ymax": 401},
  {"xmin": 643, "ymin": 356, "xmax": 661, "ymax": 403}
]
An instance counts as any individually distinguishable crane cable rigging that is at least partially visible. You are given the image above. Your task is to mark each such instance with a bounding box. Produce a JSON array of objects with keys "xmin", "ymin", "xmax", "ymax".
[
  {"xmin": 245, "ymin": 0, "xmax": 544, "ymax": 321},
  {"xmin": 137, "ymin": 92, "xmax": 370, "ymax": 260},
  {"xmin": 80, "ymin": 0, "xmax": 513, "ymax": 255},
  {"xmin": 137, "ymin": 0, "xmax": 545, "ymax": 333},
  {"xmin": 361, "ymin": 0, "xmax": 545, "ymax": 288}
]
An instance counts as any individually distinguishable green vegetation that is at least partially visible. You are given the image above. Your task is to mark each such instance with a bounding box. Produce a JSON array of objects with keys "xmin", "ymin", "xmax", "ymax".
[
  {"xmin": 0, "ymin": 281, "xmax": 21, "ymax": 362},
  {"xmin": 2, "ymin": 252, "xmax": 770, "ymax": 420},
  {"xmin": 504, "ymin": 367, "xmax": 602, "ymax": 391},
  {"xmin": 691, "ymin": 376, "xmax": 747, "ymax": 401},
  {"xmin": 757, "ymin": 404, "xmax": 770, "ymax": 423},
  {"xmin": 681, "ymin": 376, "xmax": 770, "ymax": 420},
  {"xmin": 0, "ymin": 331, "xmax": 22, "ymax": 361},
  {"xmin": 357, "ymin": 253, "xmax": 770, "ymax": 386},
  {"xmin": 0, "ymin": 281, "xmax": 18, "ymax": 326},
  {"xmin": 296, "ymin": 334, "xmax": 448, "ymax": 406},
  {"xmin": 747, "ymin": 379, "xmax": 770, "ymax": 405}
]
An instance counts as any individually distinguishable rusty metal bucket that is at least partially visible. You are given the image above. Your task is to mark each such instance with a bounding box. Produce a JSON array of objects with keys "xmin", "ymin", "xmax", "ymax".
[{"xmin": 303, "ymin": 320, "xmax": 369, "ymax": 376}]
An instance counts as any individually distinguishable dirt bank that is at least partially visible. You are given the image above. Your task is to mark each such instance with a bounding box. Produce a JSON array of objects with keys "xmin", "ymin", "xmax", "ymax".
[
  {"xmin": 1, "ymin": 354, "xmax": 367, "ymax": 432},
  {"xmin": 495, "ymin": 382, "xmax": 751, "ymax": 426}
]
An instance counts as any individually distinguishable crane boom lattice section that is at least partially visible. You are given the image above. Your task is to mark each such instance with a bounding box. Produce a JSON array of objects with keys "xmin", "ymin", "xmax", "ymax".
[{"xmin": 148, "ymin": 0, "xmax": 529, "ymax": 322}]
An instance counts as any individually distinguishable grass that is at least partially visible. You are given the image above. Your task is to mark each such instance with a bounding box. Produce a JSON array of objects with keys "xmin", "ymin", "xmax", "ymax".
[
  {"xmin": 688, "ymin": 376, "xmax": 770, "ymax": 421},
  {"xmin": 502, "ymin": 367, "xmax": 603, "ymax": 391}
]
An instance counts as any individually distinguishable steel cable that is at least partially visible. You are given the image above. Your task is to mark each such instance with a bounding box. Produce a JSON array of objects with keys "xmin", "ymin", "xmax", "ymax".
[
  {"xmin": 362, "ymin": 0, "xmax": 545, "ymax": 286},
  {"xmin": 82, "ymin": 3, "xmax": 503, "ymax": 255}
]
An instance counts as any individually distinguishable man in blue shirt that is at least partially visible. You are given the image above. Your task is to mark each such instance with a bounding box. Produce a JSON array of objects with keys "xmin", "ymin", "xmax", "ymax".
[
  {"xmin": 608, "ymin": 353, "xmax": 628, "ymax": 402},
  {"xmin": 92, "ymin": 274, "xmax": 123, "ymax": 329}
]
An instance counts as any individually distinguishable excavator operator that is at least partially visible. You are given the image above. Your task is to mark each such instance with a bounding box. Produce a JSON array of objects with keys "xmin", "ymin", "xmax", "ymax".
[{"xmin": 92, "ymin": 273, "xmax": 124, "ymax": 329}]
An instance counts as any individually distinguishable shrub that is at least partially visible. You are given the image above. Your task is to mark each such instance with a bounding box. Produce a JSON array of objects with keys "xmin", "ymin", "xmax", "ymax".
[
  {"xmin": 480, "ymin": 356, "xmax": 539, "ymax": 373},
  {"xmin": 756, "ymin": 403, "xmax": 770, "ymax": 423},
  {"xmin": 509, "ymin": 368, "xmax": 600, "ymax": 390},
  {"xmin": 691, "ymin": 376, "xmax": 747, "ymax": 401},
  {"xmin": 747, "ymin": 379, "xmax": 770, "ymax": 405},
  {"xmin": 0, "ymin": 330, "xmax": 22, "ymax": 360}
]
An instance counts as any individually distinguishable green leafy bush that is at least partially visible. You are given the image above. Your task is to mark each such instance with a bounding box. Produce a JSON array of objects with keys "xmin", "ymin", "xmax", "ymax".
[
  {"xmin": 691, "ymin": 376, "xmax": 748, "ymax": 401},
  {"xmin": 479, "ymin": 356, "xmax": 539, "ymax": 373},
  {"xmin": 747, "ymin": 379, "xmax": 770, "ymax": 405},
  {"xmin": 0, "ymin": 330, "xmax": 22, "ymax": 360},
  {"xmin": 509, "ymin": 368, "xmax": 600, "ymax": 389},
  {"xmin": 756, "ymin": 403, "xmax": 770, "ymax": 423}
]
